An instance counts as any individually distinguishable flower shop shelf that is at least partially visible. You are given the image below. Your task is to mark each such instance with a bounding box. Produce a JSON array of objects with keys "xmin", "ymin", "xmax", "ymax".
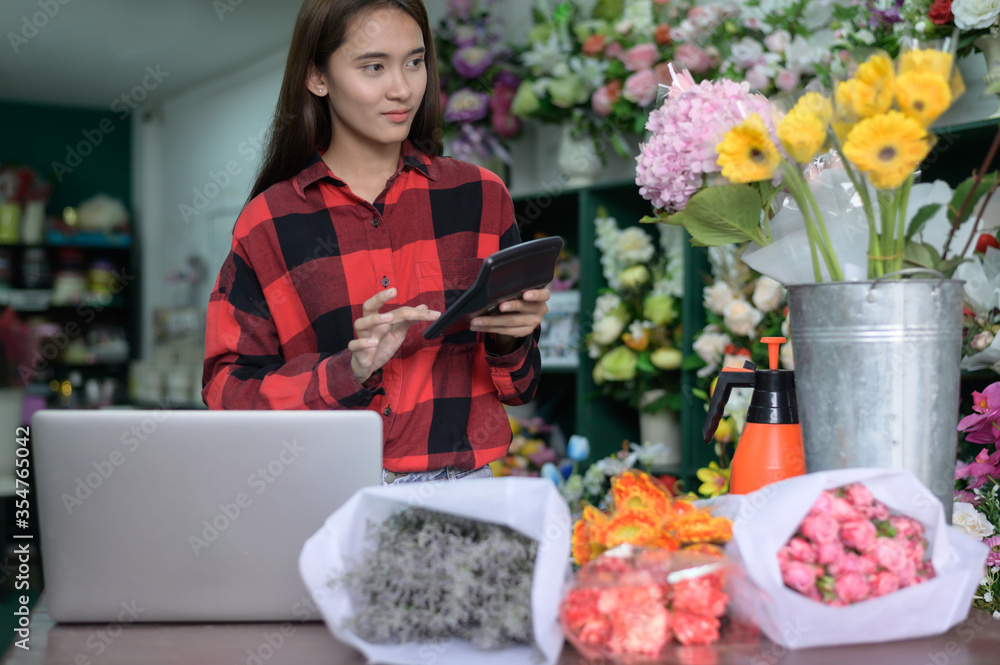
[{"xmin": 512, "ymin": 180, "xmax": 710, "ymax": 481}]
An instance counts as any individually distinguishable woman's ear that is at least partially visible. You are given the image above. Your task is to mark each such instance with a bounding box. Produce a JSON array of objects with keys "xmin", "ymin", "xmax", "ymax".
[{"xmin": 305, "ymin": 63, "xmax": 329, "ymax": 97}]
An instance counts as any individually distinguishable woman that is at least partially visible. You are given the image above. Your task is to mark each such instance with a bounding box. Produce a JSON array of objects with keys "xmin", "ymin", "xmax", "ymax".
[{"xmin": 202, "ymin": 0, "xmax": 550, "ymax": 484}]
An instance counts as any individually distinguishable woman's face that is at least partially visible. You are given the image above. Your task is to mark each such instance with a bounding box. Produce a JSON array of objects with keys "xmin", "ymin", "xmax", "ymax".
[{"xmin": 316, "ymin": 8, "xmax": 427, "ymax": 151}]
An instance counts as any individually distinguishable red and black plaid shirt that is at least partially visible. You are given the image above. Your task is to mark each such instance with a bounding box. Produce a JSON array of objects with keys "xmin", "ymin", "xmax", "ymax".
[{"xmin": 203, "ymin": 141, "xmax": 540, "ymax": 472}]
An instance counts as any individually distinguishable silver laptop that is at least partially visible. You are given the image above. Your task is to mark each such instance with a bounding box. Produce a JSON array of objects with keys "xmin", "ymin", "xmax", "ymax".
[{"xmin": 32, "ymin": 409, "xmax": 382, "ymax": 623}]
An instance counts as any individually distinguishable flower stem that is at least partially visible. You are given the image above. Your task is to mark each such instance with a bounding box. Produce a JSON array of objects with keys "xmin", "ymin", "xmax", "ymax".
[
  {"xmin": 894, "ymin": 177, "xmax": 913, "ymax": 274},
  {"xmin": 783, "ymin": 164, "xmax": 842, "ymax": 281}
]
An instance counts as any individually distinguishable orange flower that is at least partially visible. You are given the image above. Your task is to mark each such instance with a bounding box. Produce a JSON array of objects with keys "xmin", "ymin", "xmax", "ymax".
[
  {"xmin": 681, "ymin": 543, "xmax": 726, "ymax": 558},
  {"xmin": 654, "ymin": 24, "xmax": 671, "ymax": 45},
  {"xmin": 622, "ymin": 330, "xmax": 650, "ymax": 351},
  {"xmin": 572, "ymin": 505, "xmax": 609, "ymax": 565},
  {"xmin": 582, "ymin": 33, "xmax": 606, "ymax": 56},
  {"xmin": 611, "ymin": 470, "xmax": 672, "ymax": 515},
  {"xmin": 598, "ymin": 509, "xmax": 663, "ymax": 549},
  {"xmin": 672, "ymin": 511, "xmax": 733, "ymax": 544}
]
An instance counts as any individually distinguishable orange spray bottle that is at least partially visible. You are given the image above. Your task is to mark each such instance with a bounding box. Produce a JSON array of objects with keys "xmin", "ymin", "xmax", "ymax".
[{"xmin": 702, "ymin": 337, "xmax": 805, "ymax": 494}]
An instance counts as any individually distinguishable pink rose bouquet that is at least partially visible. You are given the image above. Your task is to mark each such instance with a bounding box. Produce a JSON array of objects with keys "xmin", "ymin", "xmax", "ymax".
[
  {"xmin": 778, "ymin": 483, "xmax": 935, "ymax": 605},
  {"xmin": 559, "ymin": 545, "xmax": 759, "ymax": 661}
]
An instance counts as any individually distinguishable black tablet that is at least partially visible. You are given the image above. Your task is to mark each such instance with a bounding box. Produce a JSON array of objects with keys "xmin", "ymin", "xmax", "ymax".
[{"xmin": 423, "ymin": 236, "xmax": 564, "ymax": 339}]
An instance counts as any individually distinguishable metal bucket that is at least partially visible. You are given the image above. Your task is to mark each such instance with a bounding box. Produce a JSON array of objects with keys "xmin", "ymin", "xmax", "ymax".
[{"xmin": 787, "ymin": 272, "xmax": 964, "ymax": 519}]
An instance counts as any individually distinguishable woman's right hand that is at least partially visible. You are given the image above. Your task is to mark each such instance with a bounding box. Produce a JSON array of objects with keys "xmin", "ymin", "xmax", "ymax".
[{"xmin": 349, "ymin": 288, "xmax": 440, "ymax": 384}]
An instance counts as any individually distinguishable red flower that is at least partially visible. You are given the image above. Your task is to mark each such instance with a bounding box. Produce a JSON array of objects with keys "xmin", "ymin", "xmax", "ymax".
[
  {"xmin": 654, "ymin": 24, "xmax": 672, "ymax": 46},
  {"xmin": 975, "ymin": 232, "xmax": 1000, "ymax": 254},
  {"xmin": 928, "ymin": 0, "xmax": 954, "ymax": 25}
]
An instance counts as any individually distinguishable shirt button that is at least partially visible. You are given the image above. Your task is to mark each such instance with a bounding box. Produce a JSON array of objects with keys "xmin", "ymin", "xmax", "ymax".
[
  {"xmin": 383, "ymin": 407, "xmax": 391, "ymax": 416},
  {"xmin": 371, "ymin": 218, "xmax": 379, "ymax": 228},
  {"xmin": 381, "ymin": 276, "xmax": 390, "ymax": 287}
]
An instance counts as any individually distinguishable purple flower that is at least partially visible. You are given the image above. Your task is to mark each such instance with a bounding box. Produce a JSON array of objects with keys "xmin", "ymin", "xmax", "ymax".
[
  {"xmin": 868, "ymin": 0, "xmax": 904, "ymax": 29},
  {"xmin": 444, "ymin": 88, "xmax": 489, "ymax": 123},
  {"xmin": 453, "ymin": 24, "xmax": 479, "ymax": 47},
  {"xmin": 452, "ymin": 46, "xmax": 493, "ymax": 79},
  {"xmin": 984, "ymin": 535, "xmax": 1000, "ymax": 567},
  {"xmin": 447, "ymin": 0, "xmax": 474, "ymax": 20},
  {"xmin": 958, "ymin": 382, "xmax": 1000, "ymax": 445},
  {"xmin": 955, "ymin": 448, "xmax": 1000, "ymax": 490}
]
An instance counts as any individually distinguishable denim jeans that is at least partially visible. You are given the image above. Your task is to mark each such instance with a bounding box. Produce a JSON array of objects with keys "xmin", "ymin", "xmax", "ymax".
[{"xmin": 381, "ymin": 464, "xmax": 494, "ymax": 486}]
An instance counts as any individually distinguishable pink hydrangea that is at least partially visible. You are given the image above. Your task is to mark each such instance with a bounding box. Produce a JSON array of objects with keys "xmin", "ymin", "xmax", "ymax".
[{"xmin": 635, "ymin": 72, "xmax": 778, "ymax": 213}]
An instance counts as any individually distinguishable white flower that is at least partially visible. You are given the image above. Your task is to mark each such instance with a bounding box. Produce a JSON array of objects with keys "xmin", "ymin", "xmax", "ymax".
[
  {"xmin": 596, "ymin": 454, "xmax": 635, "ymax": 477},
  {"xmin": 615, "ymin": 226, "xmax": 656, "ymax": 265},
  {"xmin": 780, "ymin": 340, "xmax": 795, "ymax": 370},
  {"xmin": 593, "ymin": 293, "xmax": 622, "ymax": 321},
  {"xmin": 953, "ymin": 0, "xmax": 1000, "ymax": 29},
  {"xmin": 752, "ymin": 276, "xmax": 785, "ymax": 313},
  {"xmin": 582, "ymin": 464, "xmax": 606, "ymax": 496},
  {"xmin": 994, "ymin": 610, "xmax": 1000, "ymax": 620},
  {"xmin": 591, "ymin": 313, "xmax": 626, "ymax": 345},
  {"xmin": 953, "ymin": 502, "xmax": 997, "ymax": 540},
  {"xmin": 693, "ymin": 328, "xmax": 732, "ymax": 367},
  {"xmin": 986, "ymin": 591, "xmax": 995, "ymax": 603},
  {"xmin": 630, "ymin": 441, "xmax": 672, "ymax": 468},
  {"xmin": 764, "ymin": 29, "xmax": 791, "ymax": 53},
  {"xmin": 704, "ymin": 282, "xmax": 736, "ymax": 315},
  {"xmin": 732, "ymin": 37, "xmax": 765, "ymax": 68},
  {"xmin": 854, "ymin": 28, "xmax": 876, "ymax": 45},
  {"xmin": 723, "ymin": 298, "xmax": 764, "ymax": 337}
]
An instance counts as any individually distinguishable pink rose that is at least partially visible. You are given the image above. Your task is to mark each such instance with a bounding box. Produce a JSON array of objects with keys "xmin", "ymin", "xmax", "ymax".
[
  {"xmin": 605, "ymin": 42, "xmax": 625, "ymax": 60},
  {"xmin": 775, "ymin": 68, "xmax": 800, "ymax": 92},
  {"xmin": 843, "ymin": 483, "xmax": 875, "ymax": 510},
  {"xmin": 591, "ymin": 85, "xmax": 614, "ymax": 117},
  {"xmin": 623, "ymin": 69, "xmax": 659, "ymax": 107},
  {"xmin": 828, "ymin": 552, "xmax": 876, "ymax": 576},
  {"xmin": 903, "ymin": 538, "xmax": 926, "ymax": 565},
  {"xmin": 674, "ymin": 43, "xmax": 712, "ymax": 74},
  {"xmin": 816, "ymin": 541, "xmax": 845, "ymax": 566},
  {"xmin": 839, "ymin": 519, "xmax": 877, "ymax": 553},
  {"xmin": 786, "ymin": 537, "xmax": 817, "ymax": 563},
  {"xmin": 873, "ymin": 537, "xmax": 907, "ymax": 573},
  {"xmin": 859, "ymin": 553, "xmax": 879, "ymax": 575},
  {"xmin": 621, "ymin": 43, "xmax": 660, "ymax": 72},
  {"xmin": 889, "ymin": 515, "xmax": 925, "ymax": 541},
  {"xmin": 800, "ymin": 513, "xmax": 840, "ymax": 544},
  {"xmin": 809, "ymin": 491, "xmax": 835, "ymax": 517},
  {"xmin": 863, "ymin": 501, "xmax": 890, "ymax": 521},
  {"xmin": 834, "ymin": 572, "xmax": 871, "ymax": 604},
  {"xmin": 829, "ymin": 497, "xmax": 865, "ymax": 523},
  {"xmin": 898, "ymin": 558, "xmax": 918, "ymax": 587},
  {"xmin": 869, "ymin": 570, "xmax": 900, "ymax": 597},
  {"xmin": 781, "ymin": 560, "xmax": 821, "ymax": 595}
]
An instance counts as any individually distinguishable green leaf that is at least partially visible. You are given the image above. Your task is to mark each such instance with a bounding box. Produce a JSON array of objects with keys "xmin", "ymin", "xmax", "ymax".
[
  {"xmin": 639, "ymin": 214, "xmax": 665, "ymax": 225},
  {"xmin": 681, "ymin": 353, "xmax": 706, "ymax": 371},
  {"xmin": 902, "ymin": 242, "xmax": 941, "ymax": 270},
  {"xmin": 905, "ymin": 204, "xmax": 941, "ymax": 241},
  {"xmin": 666, "ymin": 185, "xmax": 768, "ymax": 247},
  {"xmin": 636, "ymin": 352, "xmax": 655, "ymax": 374},
  {"xmin": 948, "ymin": 172, "xmax": 998, "ymax": 228}
]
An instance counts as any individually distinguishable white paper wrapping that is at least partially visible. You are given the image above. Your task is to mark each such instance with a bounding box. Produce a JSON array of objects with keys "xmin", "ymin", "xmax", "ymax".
[
  {"xmin": 706, "ymin": 468, "xmax": 989, "ymax": 649},
  {"xmin": 298, "ymin": 476, "xmax": 572, "ymax": 665}
]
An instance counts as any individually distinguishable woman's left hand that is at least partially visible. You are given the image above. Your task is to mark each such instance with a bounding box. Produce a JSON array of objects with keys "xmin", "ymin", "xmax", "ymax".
[{"xmin": 470, "ymin": 288, "xmax": 550, "ymax": 353}]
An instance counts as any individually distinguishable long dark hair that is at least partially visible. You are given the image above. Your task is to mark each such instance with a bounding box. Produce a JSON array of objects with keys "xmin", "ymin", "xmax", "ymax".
[{"xmin": 248, "ymin": 0, "xmax": 442, "ymax": 202}]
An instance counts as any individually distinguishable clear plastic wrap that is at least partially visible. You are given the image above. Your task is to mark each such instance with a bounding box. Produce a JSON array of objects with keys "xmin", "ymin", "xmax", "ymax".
[{"xmin": 559, "ymin": 545, "xmax": 760, "ymax": 663}]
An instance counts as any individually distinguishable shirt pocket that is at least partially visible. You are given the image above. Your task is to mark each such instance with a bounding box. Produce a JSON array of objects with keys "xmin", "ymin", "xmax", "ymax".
[{"xmin": 416, "ymin": 258, "xmax": 483, "ymax": 314}]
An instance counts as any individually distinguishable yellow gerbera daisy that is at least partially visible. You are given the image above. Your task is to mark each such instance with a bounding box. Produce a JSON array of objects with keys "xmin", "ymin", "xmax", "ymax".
[
  {"xmin": 898, "ymin": 48, "xmax": 953, "ymax": 79},
  {"xmin": 598, "ymin": 509, "xmax": 662, "ymax": 549},
  {"xmin": 836, "ymin": 53, "xmax": 894, "ymax": 119},
  {"xmin": 716, "ymin": 113, "xmax": 781, "ymax": 183},
  {"xmin": 792, "ymin": 92, "xmax": 833, "ymax": 124},
  {"xmin": 895, "ymin": 71, "xmax": 952, "ymax": 128},
  {"xmin": 777, "ymin": 108, "xmax": 829, "ymax": 163},
  {"xmin": 841, "ymin": 111, "xmax": 931, "ymax": 190}
]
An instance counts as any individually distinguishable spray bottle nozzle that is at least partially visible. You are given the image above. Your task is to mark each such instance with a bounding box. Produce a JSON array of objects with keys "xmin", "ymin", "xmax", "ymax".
[
  {"xmin": 760, "ymin": 336, "xmax": 786, "ymax": 370},
  {"xmin": 702, "ymin": 360, "xmax": 756, "ymax": 443}
]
